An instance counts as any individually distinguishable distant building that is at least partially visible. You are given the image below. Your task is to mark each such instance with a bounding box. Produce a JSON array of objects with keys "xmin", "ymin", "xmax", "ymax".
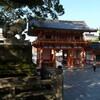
[
  {"xmin": 84, "ymin": 33, "xmax": 98, "ymax": 41},
  {"xmin": 85, "ymin": 42, "xmax": 100, "ymax": 65}
]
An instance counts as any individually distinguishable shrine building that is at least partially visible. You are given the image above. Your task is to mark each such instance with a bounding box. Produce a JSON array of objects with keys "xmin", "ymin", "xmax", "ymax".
[
  {"xmin": 85, "ymin": 42, "xmax": 100, "ymax": 66},
  {"xmin": 29, "ymin": 19, "xmax": 97, "ymax": 68}
]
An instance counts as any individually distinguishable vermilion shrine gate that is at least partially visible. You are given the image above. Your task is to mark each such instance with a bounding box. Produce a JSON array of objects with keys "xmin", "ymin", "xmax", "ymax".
[{"xmin": 29, "ymin": 19, "xmax": 97, "ymax": 68}]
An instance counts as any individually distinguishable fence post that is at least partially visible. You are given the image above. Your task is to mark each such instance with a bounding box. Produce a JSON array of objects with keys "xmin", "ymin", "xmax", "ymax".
[{"xmin": 55, "ymin": 66, "xmax": 63, "ymax": 100}]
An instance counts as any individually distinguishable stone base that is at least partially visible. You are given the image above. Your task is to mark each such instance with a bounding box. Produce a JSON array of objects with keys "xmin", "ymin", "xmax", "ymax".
[{"xmin": 0, "ymin": 44, "xmax": 32, "ymax": 64}]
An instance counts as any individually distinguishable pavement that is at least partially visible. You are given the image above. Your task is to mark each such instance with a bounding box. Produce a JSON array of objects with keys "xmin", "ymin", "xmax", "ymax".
[{"xmin": 63, "ymin": 65, "xmax": 100, "ymax": 100}]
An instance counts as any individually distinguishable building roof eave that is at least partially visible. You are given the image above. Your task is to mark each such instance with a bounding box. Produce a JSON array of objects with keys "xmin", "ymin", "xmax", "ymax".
[{"xmin": 29, "ymin": 19, "xmax": 97, "ymax": 35}]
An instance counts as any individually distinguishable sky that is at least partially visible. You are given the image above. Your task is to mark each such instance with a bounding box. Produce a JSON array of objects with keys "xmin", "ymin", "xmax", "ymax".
[
  {"xmin": 59, "ymin": 0, "xmax": 100, "ymax": 30},
  {"xmin": 28, "ymin": 0, "xmax": 100, "ymax": 40},
  {"xmin": 1, "ymin": 0, "xmax": 100, "ymax": 41}
]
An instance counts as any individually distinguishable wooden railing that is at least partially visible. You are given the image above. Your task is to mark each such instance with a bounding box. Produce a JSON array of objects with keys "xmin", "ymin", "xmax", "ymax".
[{"xmin": 33, "ymin": 38, "xmax": 91, "ymax": 45}]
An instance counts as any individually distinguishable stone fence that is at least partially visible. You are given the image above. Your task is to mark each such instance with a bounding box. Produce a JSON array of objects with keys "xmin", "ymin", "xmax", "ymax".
[{"xmin": 0, "ymin": 69, "xmax": 63, "ymax": 100}]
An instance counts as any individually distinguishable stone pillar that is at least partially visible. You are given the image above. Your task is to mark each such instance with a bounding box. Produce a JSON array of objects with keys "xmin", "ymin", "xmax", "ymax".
[{"xmin": 0, "ymin": 44, "xmax": 32, "ymax": 64}]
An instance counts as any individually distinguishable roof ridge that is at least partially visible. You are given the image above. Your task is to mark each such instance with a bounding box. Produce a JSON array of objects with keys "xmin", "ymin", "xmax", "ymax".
[
  {"xmin": 29, "ymin": 18, "xmax": 97, "ymax": 32},
  {"xmin": 45, "ymin": 19, "xmax": 85, "ymax": 23}
]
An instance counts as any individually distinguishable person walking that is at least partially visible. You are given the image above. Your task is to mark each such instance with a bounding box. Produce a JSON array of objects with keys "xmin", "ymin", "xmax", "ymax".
[{"xmin": 92, "ymin": 61, "xmax": 96, "ymax": 71}]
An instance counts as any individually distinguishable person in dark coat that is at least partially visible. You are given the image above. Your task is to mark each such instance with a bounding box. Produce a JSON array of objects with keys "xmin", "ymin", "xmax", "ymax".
[{"xmin": 92, "ymin": 61, "xmax": 96, "ymax": 71}]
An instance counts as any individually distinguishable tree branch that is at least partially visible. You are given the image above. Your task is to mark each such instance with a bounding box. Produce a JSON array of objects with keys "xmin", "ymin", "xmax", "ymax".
[{"xmin": 2, "ymin": 0, "xmax": 14, "ymax": 9}]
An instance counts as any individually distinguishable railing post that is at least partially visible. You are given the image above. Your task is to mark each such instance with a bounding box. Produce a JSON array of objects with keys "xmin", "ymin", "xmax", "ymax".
[
  {"xmin": 10, "ymin": 86, "xmax": 15, "ymax": 100},
  {"xmin": 55, "ymin": 66, "xmax": 63, "ymax": 100}
]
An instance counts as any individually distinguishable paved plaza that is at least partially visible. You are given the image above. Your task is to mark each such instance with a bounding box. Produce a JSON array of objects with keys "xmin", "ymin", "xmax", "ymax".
[{"xmin": 63, "ymin": 66, "xmax": 100, "ymax": 100}]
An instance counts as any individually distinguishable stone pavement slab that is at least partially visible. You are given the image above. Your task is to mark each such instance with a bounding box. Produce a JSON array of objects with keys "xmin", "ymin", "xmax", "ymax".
[{"xmin": 63, "ymin": 68, "xmax": 100, "ymax": 100}]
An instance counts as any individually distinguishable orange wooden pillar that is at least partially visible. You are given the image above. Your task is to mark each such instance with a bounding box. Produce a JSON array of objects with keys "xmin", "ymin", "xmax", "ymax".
[
  {"xmin": 92, "ymin": 51, "xmax": 96, "ymax": 62},
  {"xmin": 66, "ymin": 50, "xmax": 68, "ymax": 66},
  {"xmin": 85, "ymin": 50, "xmax": 87, "ymax": 64},
  {"xmin": 76, "ymin": 50, "xmax": 79, "ymax": 65},
  {"xmin": 52, "ymin": 49, "xmax": 56, "ymax": 67},
  {"xmin": 39, "ymin": 48, "xmax": 43, "ymax": 68},
  {"xmin": 67, "ymin": 50, "xmax": 70, "ymax": 67},
  {"xmin": 81, "ymin": 48, "xmax": 85, "ymax": 67},
  {"xmin": 70, "ymin": 47, "xmax": 74, "ymax": 67}
]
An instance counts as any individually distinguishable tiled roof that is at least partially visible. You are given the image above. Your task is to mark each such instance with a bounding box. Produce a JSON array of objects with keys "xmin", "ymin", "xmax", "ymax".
[
  {"xmin": 88, "ymin": 42, "xmax": 100, "ymax": 50},
  {"xmin": 29, "ymin": 19, "xmax": 97, "ymax": 32}
]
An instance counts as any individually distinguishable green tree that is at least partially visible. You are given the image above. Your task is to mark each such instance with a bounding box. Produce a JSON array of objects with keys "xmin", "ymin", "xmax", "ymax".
[
  {"xmin": 98, "ymin": 28, "xmax": 100, "ymax": 41},
  {"xmin": 0, "ymin": 0, "xmax": 65, "ymax": 28}
]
